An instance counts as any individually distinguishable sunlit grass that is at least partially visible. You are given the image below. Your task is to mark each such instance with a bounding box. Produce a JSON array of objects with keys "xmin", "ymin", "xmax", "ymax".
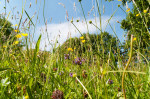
[{"xmin": 0, "ymin": 0, "xmax": 149, "ymax": 99}]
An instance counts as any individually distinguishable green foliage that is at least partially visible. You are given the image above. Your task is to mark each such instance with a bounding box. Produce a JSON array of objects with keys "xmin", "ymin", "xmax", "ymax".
[
  {"xmin": 0, "ymin": 16, "xmax": 14, "ymax": 44},
  {"xmin": 60, "ymin": 32, "xmax": 117, "ymax": 55},
  {"xmin": 121, "ymin": 0, "xmax": 150, "ymax": 48}
]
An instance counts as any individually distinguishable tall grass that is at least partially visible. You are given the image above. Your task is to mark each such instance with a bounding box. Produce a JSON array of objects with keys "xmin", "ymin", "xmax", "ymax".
[{"xmin": 0, "ymin": 0, "xmax": 149, "ymax": 99}]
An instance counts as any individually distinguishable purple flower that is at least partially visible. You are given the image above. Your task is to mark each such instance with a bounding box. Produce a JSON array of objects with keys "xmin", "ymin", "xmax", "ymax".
[
  {"xmin": 108, "ymin": 79, "xmax": 113, "ymax": 84},
  {"xmin": 64, "ymin": 54, "xmax": 70, "ymax": 60},
  {"xmin": 74, "ymin": 57, "xmax": 82, "ymax": 65},
  {"xmin": 59, "ymin": 71, "xmax": 64, "ymax": 75},
  {"xmin": 69, "ymin": 73, "xmax": 73, "ymax": 77}
]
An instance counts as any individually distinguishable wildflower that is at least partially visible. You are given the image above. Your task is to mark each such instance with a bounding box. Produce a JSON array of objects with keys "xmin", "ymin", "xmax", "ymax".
[
  {"xmin": 69, "ymin": 73, "xmax": 73, "ymax": 77},
  {"xmin": 69, "ymin": 73, "xmax": 77, "ymax": 77},
  {"xmin": 81, "ymin": 40, "xmax": 85, "ymax": 43},
  {"xmin": 118, "ymin": 0, "xmax": 122, "ymax": 1},
  {"xmin": 64, "ymin": 54, "xmax": 70, "ymax": 59},
  {"xmin": 14, "ymin": 30, "xmax": 19, "ymax": 32},
  {"xmin": 67, "ymin": 48, "xmax": 73, "ymax": 51},
  {"xmin": 21, "ymin": 33, "xmax": 28, "ymax": 37},
  {"xmin": 106, "ymin": 79, "xmax": 113, "ymax": 85},
  {"xmin": 71, "ymin": 20, "xmax": 73, "ymax": 23},
  {"xmin": 16, "ymin": 34, "xmax": 22, "ymax": 38},
  {"xmin": 136, "ymin": 13, "xmax": 140, "ymax": 17},
  {"xmin": 74, "ymin": 57, "xmax": 82, "ymax": 65},
  {"xmin": 13, "ymin": 41, "xmax": 19, "ymax": 45},
  {"xmin": 3, "ymin": 45, "xmax": 6, "ymax": 48},
  {"xmin": 133, "ymin": 37, "xmax": 136, "ymax": 41},
  {"xmin": 126, "ymin": 8, "xmax": 130, "ymax": 12},
  {"xmin": 73, "ymin": 73, "xmax": 77, "ymax": 77},
  {"xmin": 143, "ymin": 10, "xmax": 147, "ymax": 13},
  {"xmin": 12, "ymin": 24, "xmax": 18, "ymax": 27},
  {"xmin": 51, "ymin": 90, "xmax": 64, "ymax": 99},
  {"xmin": 89, "ymin": 20, "xmax": 92, "ymax": 24},
  {"xmin": 25, "ymin": 96, "xmax": 29, "ymax": 99},
  {"xmin": 80, "ymin": 36, "xmax": 84, "ymax": 39},
  {"xmin": 74, "ymin": 47, "xmax": 76, "ymax": 50}
]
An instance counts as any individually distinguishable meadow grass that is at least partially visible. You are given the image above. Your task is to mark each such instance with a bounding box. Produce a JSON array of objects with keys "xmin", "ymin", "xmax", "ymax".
[{"xmin": 0, "ymin": 0, "xmax": 149, "ymax": 99}]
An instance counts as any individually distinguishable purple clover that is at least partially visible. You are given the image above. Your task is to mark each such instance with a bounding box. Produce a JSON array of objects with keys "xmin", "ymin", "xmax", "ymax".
[
  {"xmin": 64, "ymin": 54, "xmax": 70, "ymax": 60},
  {"xmin": 69, "ymin": 73, "xmax": 73, "ymax": 77},
  {"xmin": 74, "ymin": 57, "xmax": 82, "ymax": 65},
  {"xmin": 108, "ymin": 79, "xmax": 113, "ymax": 84}
]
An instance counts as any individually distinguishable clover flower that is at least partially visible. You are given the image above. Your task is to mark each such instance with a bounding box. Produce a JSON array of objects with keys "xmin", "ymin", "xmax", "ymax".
[
  {"xmin": 106, "ymin": 79, "xmax": 113, "ymax": 85},
  {"xmin": 69, "ymin": 73, "xmax": 77, "ymax": 77},
  {"xmin": 73, "ymin": 57, "xmax": 83, "ymax": 65},
  {"xmin": 64, "ymin": 54, "xmax": 70, "ymax": 59},
  {"xmin": 51, "ymin": 90, "xmax": 64, "ymax": 99}
]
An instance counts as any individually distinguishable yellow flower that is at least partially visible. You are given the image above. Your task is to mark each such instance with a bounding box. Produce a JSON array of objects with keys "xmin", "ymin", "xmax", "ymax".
[
  {"xmin": 14, "ymin": 30, "xmax": 19, "ymax": 32},
  {"xmin": 73, "ymin": 73, "xmax": 77, "ymax": 77},
  {"xmin": 80, "ymin": 36, "xmax": 84, "ymax": 39},
  {"xmin": 81, "ymin": 40, "xmax": 85, "ymax": 43},
  {"xmin": 126, "ymin": 8, "xmax": 130, "ymax": 12},
  {"xmin": 25, "ymin": 96, "xmax": 29, "ymax": 99},
  {"xmin": 143, "ymin": 10, "xmax": 147, "ymax": 13},
  {"xmin": 74, "ymin": 47, "xmax": 76, "ymax": 50},
  {"xmin": 21, "ymin": 33, "xmax": 28, "ymax": 37},
  {"xmin": 118, "ymin": 0, "xmax": 122, "ymax": 1},
  {"xmin": 3, "ymin": 45, "xmax": 7, "ymax": 48},
  {"xmin": 136, "ymin": 13, "xmax": 140, "ymax": 17},
  {"xmin": 67, "ymin": 48, "xmax": 73, "ymax": 51},
  {"xmin": 133, "ymin": 37, "xmax": 136, "ymax": 41},
  {"xmin": 16, "ymin": 34, "xmax": 22, "ymax": 38},
  {"xmin": 13, "ymin": 41, "xmax": 19, "ymax": 45},
  {"xmin": 11, "ymin": 24, "xmax": 18, "ymax": 27}
]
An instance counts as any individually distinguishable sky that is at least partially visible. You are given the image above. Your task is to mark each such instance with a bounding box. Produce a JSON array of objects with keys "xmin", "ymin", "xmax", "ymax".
[{"xmin": 0, "ymin": 0, "xmax": 133, "ymax": 51}]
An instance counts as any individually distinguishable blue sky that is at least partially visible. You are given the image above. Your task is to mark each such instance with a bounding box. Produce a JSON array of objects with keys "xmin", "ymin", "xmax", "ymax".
[{"xmin": 0, "ymin": 0, "xmax": 132, "ymax": 51}]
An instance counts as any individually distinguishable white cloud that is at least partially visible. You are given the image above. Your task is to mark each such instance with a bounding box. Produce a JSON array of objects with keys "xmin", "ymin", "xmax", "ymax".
[{"xmin": 36, "ymin": 16, "xmax": 120, "ymax": 51}]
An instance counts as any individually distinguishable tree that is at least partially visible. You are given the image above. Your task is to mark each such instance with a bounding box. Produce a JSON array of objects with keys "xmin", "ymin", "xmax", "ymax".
[
  {"xmin": 0, "ymin": 15, "xmax": 14, "ymax": 45},
  {"xmin": 120, "ymin": 0, "xmax": 150, "ymax": 49},
  {"xmin": 59, "ymin": 32, "xmax": 118, "ymax": 57}
]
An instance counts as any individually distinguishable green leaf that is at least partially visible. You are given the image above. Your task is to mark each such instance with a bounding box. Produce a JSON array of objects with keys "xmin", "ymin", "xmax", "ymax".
[{"xmin": 33, "ymin": 35, "xmax": 42, "ymax": 65}]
